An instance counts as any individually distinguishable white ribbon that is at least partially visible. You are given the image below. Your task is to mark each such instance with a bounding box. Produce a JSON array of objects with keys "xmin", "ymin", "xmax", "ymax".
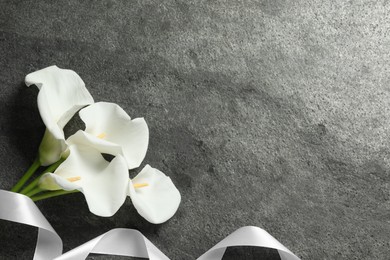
[
  {"xmin": 197, "ymin": 226, "xmax": 300, "ymax": 260},
  {"xmin": 0, "ymin": 190, "xmax": 301, "ymax": 260},
  {"xmin": 54, "ymin": 229, "xmax": 169, "ymax": 260},
  {"xmin": 0, "ymin": 190, "xmax": 62, "ymax": 260}
]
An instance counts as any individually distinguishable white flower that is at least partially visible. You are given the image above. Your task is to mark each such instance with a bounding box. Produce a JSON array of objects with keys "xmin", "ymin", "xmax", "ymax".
[
  {"xmin": 128, "ymin": 165, "xmax": 181, "ymax": 224},
  {"xmin": 67, "ymin": 102, "xmax": 149, "ymax": 169},
  {"xmin": 39, "ymin": 144, "xmax": 129, "ymax": 217},
  {"xmin": 25, "ymin": 65, "xmax": 94, "ymax": 165}
]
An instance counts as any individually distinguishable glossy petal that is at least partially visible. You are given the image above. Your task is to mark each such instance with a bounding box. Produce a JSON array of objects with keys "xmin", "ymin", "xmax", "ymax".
[
  {"xmin": 39, "ymin": 144, "xmax": 129, "ymax": 217},
  {"xmin": 128, "ymin": 165, "xmax": 181, "ymax": 224},
  {"xmin": 78, "ymin": 102, "xmax": 149, "ymax": 169},
  {"xmin": 66, "ymin": 130, "xmax": 122, "ymax": 157},
  {"xmin": 25, "ymin": 65, "xmax": 94, "ymax": 165}
]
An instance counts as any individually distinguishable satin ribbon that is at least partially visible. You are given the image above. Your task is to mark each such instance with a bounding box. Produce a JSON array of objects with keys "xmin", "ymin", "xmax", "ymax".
[
  {"xmin": 197, "ymin": 226, "xmax": 300, "ymax": 260},
  {"xmin": 0, "ymin": 190, "xmax": 301, "ymax": 260},
  {"xmin": 0, "ymin": 190, "xmax": 62, "ymax": 260},
  {"xmin": 54, "ymin": 229, "xmax": 169, "ymax": 260}
]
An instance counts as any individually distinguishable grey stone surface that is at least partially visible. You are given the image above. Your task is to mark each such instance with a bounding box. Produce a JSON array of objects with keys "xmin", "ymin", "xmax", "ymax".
[{"xmin": 0, "ymin": 0, "xmax": 390, "ymax": 259}]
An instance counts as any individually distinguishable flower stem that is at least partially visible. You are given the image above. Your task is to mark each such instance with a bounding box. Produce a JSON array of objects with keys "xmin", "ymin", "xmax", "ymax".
[
  {"xmin": 25, "ymin": 187, "xmax": 44, "ymax": 197},
  {"xmin": 20, "ymin": 158, "xmax": 64, "ymax": 195},
  {"xmin": 30, "ymin": 190, "xmax": 79, "ymax": 202},
  {"xmin": 11, "ymin": 157, "xmax": 41, "ymax": 192}
]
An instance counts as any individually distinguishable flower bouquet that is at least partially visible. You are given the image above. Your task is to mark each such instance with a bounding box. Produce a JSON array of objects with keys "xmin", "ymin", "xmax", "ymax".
[
  {"xmin": 9, "ymin": 65, "xmax": 181, "ymax": 223},
  {"xmin": 0, "ymin": 66, "xmax": 300, "ymax": 260}
]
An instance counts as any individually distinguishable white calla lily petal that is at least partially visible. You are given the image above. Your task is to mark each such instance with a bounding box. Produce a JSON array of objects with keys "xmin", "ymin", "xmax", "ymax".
[
  {"xmin": 39, "ymin": 172, "xmax": 78, "ymax": 191},
  {"xmin": 25, "ymin": 65, "xmax": 94, "ymax": 165},
  {"xmin": 128, "ymin": 165, "xmax": 181, "ymax": 224},
  {"xmin": 67, "ymin": 130, "xmax": 122, "ymax": 156},
  {"xmin": 78, "ymin": 102, "xmax": 149, "ymax": 169},
  {"xmin": 39, "ymin": 144, "xmax": 129, "ymax": 217}
]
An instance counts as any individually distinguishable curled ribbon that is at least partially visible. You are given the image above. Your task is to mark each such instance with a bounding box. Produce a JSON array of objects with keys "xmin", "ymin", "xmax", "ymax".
[
  {"xmin": 0, "ymin": 190, "xmax": 62, "ymax": 260},
  {"xmin": 0, "ymin": 190, "xmax": 301, "ymax": 260},
  {"xmin": 54, "ymin": 229, "xmax": 169, "ymax": 260},
  {"xmin": 197, "ymin": 226, "xmax": 300, "ymax": 260}
]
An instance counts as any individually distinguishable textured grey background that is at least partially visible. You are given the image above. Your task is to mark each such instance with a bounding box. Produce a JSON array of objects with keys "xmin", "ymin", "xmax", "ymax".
[{"xmin": 0, "ymin": 0, "xmax": 390, "ymax": 259}]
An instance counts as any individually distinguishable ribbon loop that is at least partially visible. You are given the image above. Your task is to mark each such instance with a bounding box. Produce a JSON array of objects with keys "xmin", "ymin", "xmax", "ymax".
[
  {"xmin": 196, "ymin": 226, "xmax": 300, "ymax": 260},
  {"xmin": 0, "ymin": 190, "xmax": 62, "ymax": 260},
  {"xmin": 55, "ymin": 229, "xmax": 169, "ymax": 260},
  {"xmin": 0, "ymin": 190, "xmax": 300, "ymax": 260}
]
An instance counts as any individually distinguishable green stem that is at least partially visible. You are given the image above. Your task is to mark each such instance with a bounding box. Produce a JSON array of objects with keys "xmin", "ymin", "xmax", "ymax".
[
  {"xmin": 11, "ymin": 157, "xmax": 41, "ymax": 192},
  {"xmin": 20, "ymin": 158, "xmax": 64, "ymax": 195},
  {"xmin": 25, "ymin": 187, "xmax": 44, "ymax": 197},
  {"xmin": 30, "ymin": 190, "xmax": 79, "ymax": 202}
]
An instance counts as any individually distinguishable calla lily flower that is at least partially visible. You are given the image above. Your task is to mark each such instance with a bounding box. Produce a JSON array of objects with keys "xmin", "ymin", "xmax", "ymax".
[
  {"xmin": 25, "ymin": 65, "xmax": 94, "ymax": 165},
  {"xmin": 67, "ymin": 102, "xmax": 149, "ymax": 169},
  {"xmin": 128, "ymin": 165, "xmax": 181, "ymax": 224},
  {"xmin": 38, "ymin": 144, "xmax": 129, "ymax": 217}
]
